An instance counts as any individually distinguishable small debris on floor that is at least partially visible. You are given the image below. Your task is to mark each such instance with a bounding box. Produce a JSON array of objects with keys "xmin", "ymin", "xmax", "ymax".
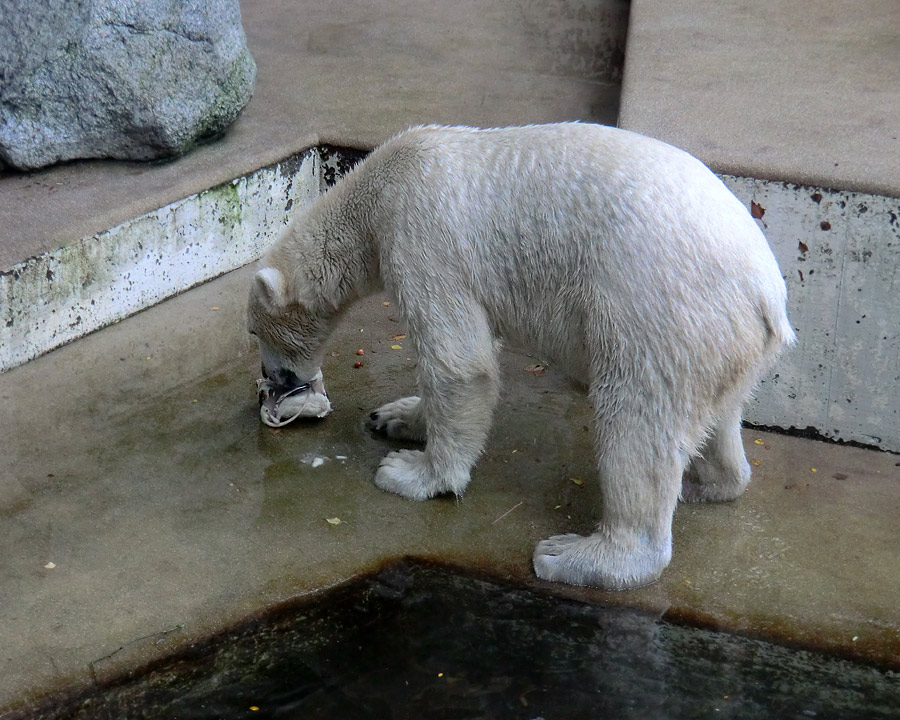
[{"xmin": 492, "ymin": 500, "xmax": 523, "ymax": 524}]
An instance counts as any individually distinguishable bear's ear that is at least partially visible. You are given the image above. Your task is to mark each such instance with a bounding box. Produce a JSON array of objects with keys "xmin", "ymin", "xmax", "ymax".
[{"xmin": 253, "ymin": 267, "xmax": 289, "ymax": 312}]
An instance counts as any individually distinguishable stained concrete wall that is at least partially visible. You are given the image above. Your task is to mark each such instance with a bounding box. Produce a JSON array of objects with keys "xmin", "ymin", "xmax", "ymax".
[
  {"xmin": 0, "ymin": 148, "xmax": 364, "ymax": 373},
  {"xmin": 618, "ymin": 0, "xmax": 900, "ymax": 453},
  {"xmin": 729, "ymin": 177, "xmax": 900, "ymax": 452}
]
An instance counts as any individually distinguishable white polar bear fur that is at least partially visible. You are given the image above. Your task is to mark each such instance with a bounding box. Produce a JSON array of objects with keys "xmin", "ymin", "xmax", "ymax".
[{"xmin": 247, "ymin": 123, "xmax": 794, "ymax": 590}]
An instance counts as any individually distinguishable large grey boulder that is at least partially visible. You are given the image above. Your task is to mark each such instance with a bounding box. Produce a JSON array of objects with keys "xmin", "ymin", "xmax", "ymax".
[{"xmin": 0, "ymin": 0, "xmax": 256, "ymax": 170}]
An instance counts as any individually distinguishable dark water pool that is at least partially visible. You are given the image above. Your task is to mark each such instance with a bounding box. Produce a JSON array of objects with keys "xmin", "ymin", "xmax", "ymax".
[{"xmin": 20, "ymin": 563, "xmax": 900, "ymax": 720}]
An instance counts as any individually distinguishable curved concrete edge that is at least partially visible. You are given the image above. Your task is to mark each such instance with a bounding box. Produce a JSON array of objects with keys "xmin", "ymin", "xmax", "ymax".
[{"xmin": 0, "ymin": 147, "xmax": 364, "ymax": 373}]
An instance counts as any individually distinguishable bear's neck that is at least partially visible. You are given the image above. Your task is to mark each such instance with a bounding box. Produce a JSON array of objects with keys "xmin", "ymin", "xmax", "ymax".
[{"xmin": 303, "ymin": 173, "xmax": 382, "ymax": 311}]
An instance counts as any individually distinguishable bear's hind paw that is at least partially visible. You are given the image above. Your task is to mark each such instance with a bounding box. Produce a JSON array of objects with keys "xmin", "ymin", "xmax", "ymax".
[{"xmin": 533, "ymin": 531, "xmax": 669, "ymax": 590}]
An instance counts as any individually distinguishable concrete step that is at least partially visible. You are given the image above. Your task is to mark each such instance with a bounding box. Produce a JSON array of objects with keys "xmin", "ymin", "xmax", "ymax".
[
  {"xmin": 0, "ymin": 0, "xmax": 625, "ymax": 368},
  {"xmin": 0, "ymin": 147, "xmax": 363, "ymax": 372}
]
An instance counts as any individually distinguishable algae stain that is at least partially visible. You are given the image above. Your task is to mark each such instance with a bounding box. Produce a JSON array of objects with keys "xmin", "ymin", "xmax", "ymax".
[{"xmin": 200, "ymin": 177, "xmax": 244, "ymax": 234}]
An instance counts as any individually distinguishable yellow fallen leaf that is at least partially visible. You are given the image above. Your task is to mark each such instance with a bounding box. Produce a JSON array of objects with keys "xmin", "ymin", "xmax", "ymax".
[
  {"xmin": 382, "ymin": 301, "xmax": 390, "ymax": 306},
  {"xmin": 210, "ymin": 306, "xmax": 220, "ymax": 311},
  {"xmin": 392, "ymin": 334, "xmax": 407, "ymax": 340},
  {"xmin": 754, "ymin": 439, "xmax": 765, "ymax": 445},
  {"xmin": 751, "ymin": 459, "xmax": 761, "ymax": 466},
  {"xmin": 571, "ymin": 477, "xmax": 584, "ymax": 486},
  {"xmin": 326, "ymin": 517, "xmax": 342, "ymax": 525},
  {"xmin": 391, "ymin": 344, "xmax": 402, "ymax": 350},
  {"xmin": 811, "ymin": 468, "xmax": 817, "ymax": 473}
]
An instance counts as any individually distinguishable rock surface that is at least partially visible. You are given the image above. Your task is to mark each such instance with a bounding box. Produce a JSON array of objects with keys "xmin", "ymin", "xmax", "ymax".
[{"xmin": 0, "ymin": 0, "xmax": 256, "ymax": 170}]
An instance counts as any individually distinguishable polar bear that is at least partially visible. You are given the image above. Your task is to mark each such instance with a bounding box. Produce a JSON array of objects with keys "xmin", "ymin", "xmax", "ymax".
[{"xmin": 247, "ymin": 123, "xmax": 793, "ymax": 590}]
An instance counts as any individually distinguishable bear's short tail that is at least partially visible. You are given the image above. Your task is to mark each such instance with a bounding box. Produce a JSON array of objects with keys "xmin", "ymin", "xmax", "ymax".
[{"xmin": 758, "ymin": 296, "xmax": 796, "ymax": 356}]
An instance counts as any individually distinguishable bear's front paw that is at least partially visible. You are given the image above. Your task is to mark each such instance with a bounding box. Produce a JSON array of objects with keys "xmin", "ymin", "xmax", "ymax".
[
  {"xmin": 533, "ymin": 531, "xmax": 669, "ymax": 590},
  {"xmin": 374, "ymin": 449, "xmax": 470, "ymax": 500},
  {"xmin": 368, "ymin": 396, "xmax": 426, "ymax": 442},
  {"xmin": 374, "ymin": 449, "xmax": 436, "ymax": 500}
]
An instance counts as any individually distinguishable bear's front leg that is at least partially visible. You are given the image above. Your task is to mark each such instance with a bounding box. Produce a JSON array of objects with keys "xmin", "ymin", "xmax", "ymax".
[
  {"xmin": 372, "ymin": 313, "xmax": 500, "ymax": 500},
  {"xmin": 373, "ymin": 366, "xmax": 499, "ymax": 499},
  {"xmin": 373, "ymin": 449, "xmax": 442, "ymax": 500}
]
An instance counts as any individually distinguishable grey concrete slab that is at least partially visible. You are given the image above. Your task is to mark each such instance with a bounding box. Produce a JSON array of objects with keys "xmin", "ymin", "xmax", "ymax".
[
  {"xmin": 724, "ymin": 176, "xmax": 900, "ymax": 452},
  {"xmin": 2, "ymin": 267, "xmax": 899, "ymax": 713},
  {"xmin": 0, "ymin": 0, "xmax": 626, "ymax": 269},
  {"xmin": 618, "ymin": 0, "xmax": 900, "ymax": 197}
]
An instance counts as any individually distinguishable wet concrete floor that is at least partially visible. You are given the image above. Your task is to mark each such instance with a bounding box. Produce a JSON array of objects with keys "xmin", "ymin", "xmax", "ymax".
[{"xmin": 2, "ymin": 266, "xmax": 899, "ymax": 714}]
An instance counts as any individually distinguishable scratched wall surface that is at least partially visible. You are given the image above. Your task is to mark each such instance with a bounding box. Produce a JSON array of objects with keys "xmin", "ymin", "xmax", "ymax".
[{"xmin": 723, "ymin": 175, "xmax": 900, "ymax": 452}]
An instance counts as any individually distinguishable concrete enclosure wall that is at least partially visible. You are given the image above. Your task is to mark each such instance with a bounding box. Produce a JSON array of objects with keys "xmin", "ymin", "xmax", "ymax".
[
  {"xmin": 727, "ymin": 176, "xmax": 900, "ymax": 452},
  {"xmin": 2, "ymin": 143, "xmax": 897, "ymax": 452}
]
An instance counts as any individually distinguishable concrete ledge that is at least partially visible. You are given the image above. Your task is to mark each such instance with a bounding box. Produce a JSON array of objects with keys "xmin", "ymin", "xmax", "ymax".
[
  {"xmin": 0, "ymin": 147, "xmax": 364, "ymax": 372},
  {"xmin": 0, "ymin": 0, "xmax": 627, "ymax": 271},
  {"xmin": 619, "ymin": 0, "xmax": 900, "ymax": 199}
]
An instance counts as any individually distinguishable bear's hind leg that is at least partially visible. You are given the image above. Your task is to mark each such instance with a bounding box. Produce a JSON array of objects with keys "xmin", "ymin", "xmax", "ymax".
[
  {"xmin": 681, "ymin": 404, "xmax": 751, "ymax": 503},
  {"xmin": 533, "ymin": 395, "xmax": 684, "ymax": 589}
]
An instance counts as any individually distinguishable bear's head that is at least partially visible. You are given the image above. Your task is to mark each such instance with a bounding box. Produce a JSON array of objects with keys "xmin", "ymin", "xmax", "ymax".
[{"xmin": 247, "ymin": 266, "xmax": 331, "ymax": 391}]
